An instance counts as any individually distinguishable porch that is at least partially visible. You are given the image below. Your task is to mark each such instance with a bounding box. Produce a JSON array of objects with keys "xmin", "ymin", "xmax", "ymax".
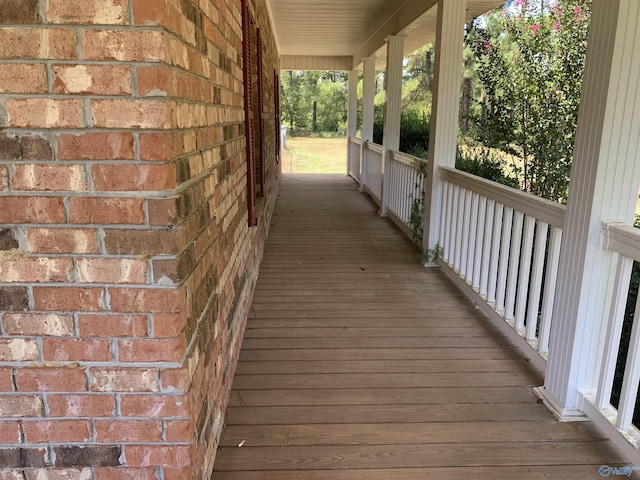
[{"xmin": 213, "ymin": 173, "xmax": 629, "ymax": 478}]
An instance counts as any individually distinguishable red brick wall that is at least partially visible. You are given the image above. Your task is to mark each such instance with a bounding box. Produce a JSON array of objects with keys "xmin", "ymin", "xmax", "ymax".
[{"xmin": 0, "ymin": 0, "xmax": 280, "ymax": 478}]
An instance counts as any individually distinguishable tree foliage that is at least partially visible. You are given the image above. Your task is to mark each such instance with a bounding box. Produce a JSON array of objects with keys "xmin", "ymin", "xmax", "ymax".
[{"xmin": 463, "ymin": 0, "xmax": 591, "ymax": 202}]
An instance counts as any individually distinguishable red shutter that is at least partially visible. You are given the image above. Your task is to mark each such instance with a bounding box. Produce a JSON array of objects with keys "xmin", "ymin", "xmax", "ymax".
[
  {"xmin": 242, "ymin": 0, "xmax": 257, "ymax": 226},
  {"xmin": 274, "ymin": 69, "xmax": 281, "ymax": 163},
  {"xmin": 256, "ymin": 29, "xmax": 266, "ymax": 196}
]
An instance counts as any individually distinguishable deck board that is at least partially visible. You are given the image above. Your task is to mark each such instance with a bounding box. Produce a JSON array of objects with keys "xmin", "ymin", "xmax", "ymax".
[{"xmin": 213, "ymin": 174, "xmax": 633, "ymax": 479}]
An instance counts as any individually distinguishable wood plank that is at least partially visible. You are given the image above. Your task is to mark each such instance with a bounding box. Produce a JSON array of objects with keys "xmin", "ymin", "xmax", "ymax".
[
  {"xmin": 242, "ymin": 327, "xmax": 493, "ymax": 338},
  {"xmin": 219, "ymin": 421, "xmax": 607, "ymax": 447},
  {"xmin": 234, "ymin": 359, "xmax": 537, "ymax": 374},
  {"xmin": 214, "ymin": 441, "xmax": 623, "ymax": 471},
  {"xmin": 225, "ymin": 403, "xmax": 556, "ymax": 425},
  {"xmin": 227, "ymin": 386, "xmax": 540, "ymax": 407},
  {"xmin": 240, "ymin": 336, "xmax": 511, "ymax": 349},
  {"xmin": 215, "ymin": 465, "xmax": 635, "ymax": 480},
  {"xmin": 246, "ymin": 317, "xmax": 486, "ymax": 328}
]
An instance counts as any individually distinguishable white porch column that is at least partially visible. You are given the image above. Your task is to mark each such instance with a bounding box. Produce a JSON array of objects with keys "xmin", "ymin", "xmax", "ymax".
[
  {"xmin": 422, "ymin": 0, "xmax": 467, "ymax": 254},
  {"xmin": 360, "ymin": 56, "xmax": 376, "ymax": 191},
  {"xmin": 381, "ymin": 35, "xmax": 406, "ymax": 216},
  {"xmin": 537, "ymin": 0, "xmax": 640, "ymax": 419},
  {"xmin": 347, "ymin": 69, "xmax": 359, "ymax": 176}
]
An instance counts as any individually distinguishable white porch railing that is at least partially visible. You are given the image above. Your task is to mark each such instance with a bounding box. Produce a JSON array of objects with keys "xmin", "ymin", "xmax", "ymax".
[
  {"xmin": 385, "ymin": 150, "xmax": 427, "ymax": 238},
  {"xmin": 436, "ymin": 166, "xmax": 565, "ymax": 372},
  {"xmin": 361, "ymin": 141, "xmax": 383, "ymax": 206},
  {"xmin": 579, "ymin": 222, "xmax": 640, "ymax": 458},
  {"xmin": 348, "ymin": 136, "xmax": 362, "ymax": 181}
]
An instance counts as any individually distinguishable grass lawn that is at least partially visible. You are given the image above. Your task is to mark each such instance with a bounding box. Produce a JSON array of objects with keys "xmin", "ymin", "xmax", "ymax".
[{"xmin": 281, "ymin": 136, "xmax": 347, "ymax": 174}]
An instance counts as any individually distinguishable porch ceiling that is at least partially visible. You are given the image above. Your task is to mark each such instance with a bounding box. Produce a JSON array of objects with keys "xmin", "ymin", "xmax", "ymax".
[{"xmin": 268, "ymin": 0, "xmax": 504, "ymax": 71}]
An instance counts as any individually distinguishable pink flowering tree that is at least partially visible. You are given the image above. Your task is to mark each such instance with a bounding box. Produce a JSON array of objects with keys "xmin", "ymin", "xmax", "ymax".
[{"xmin": 462, "ymin": 0, "xmax": 591, "ymax": 202}]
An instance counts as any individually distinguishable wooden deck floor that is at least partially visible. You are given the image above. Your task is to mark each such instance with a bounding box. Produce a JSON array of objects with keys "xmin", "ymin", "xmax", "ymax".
[{"xmin": 213, "ymin": 174, "xmax": 631, "ymax": 479}]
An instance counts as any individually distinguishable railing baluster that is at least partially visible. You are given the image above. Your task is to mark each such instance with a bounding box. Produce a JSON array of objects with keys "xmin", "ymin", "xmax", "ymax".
[
  {"xmin": 616, "ymin": 290, "xmax": 640, "ymax": 430},
  {"xmin": 480, "ymin": 199, "xmax": 495, "ymax": 298},
  {"xmin": 496, "ymin": 207, "xmax": 513, "ymax": 314},
  {"xmin": 505, "ymin": 211, "xmax": 523, "ymax": 322},
  {"xmin": 596, "ymin": 255, "xmax": 634, "ymax": 409},
  {"xmin": 466, "ymin": 192, "xmax": 479, "ymax": 285},
  {"xmin": 514, "ymin": 215, "xmax": 535, "ymax": 331},
  {"xmin": 487, "ymin": 202, "xmax": 503, "ymax": 304},
  {"xmin": 444, "ymin": 181, "xmax": 455, "ymax": 263},
  {"xmin": 472, "ymin": 195, "xmax": 486, "ymax": 291},
  {"xmin": 538, "ymin": 227, "xmax": 562, "ymax": 355},
  {"xmin": 439, "ymin": 181, "xmax": 449, "ymax": 254},
  {"xmin": 525, "ymin": 221, "xmax": 549, "ymax": 341},
  {"xmin": 460, "ymin": 189, "xmax": 472, "ymax": 279},
  {"xmin": 453, "ymin": 185, "xmax": 464, "ymax": 272}
]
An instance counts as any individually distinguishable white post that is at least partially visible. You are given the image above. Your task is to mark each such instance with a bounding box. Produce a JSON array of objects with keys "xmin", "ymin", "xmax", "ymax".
[
  {"xmin": 347, "ymin": 69, "xmax": 359, "ymax": 176},
  {"xmin": 360, "ymin": 56, "xmax": 376, "ymax": 191},
  {"xmin": 536, "ymin": 0, "xmax": 640, "ymax": 420},
  {"xmin": 381, "ymin": 35, "xmax": 405, "ymax": 216},
  {"xmin": 422, "ymin": 0, "xmax": 466, "ymax": 255}
]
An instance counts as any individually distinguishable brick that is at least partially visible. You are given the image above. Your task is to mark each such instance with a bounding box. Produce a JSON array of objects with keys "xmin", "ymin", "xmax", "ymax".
[
  {"xmin": 93, "ymin": 467, "xmax": 156, "ymax": 480},
  {"xmin": 0, "ymin": 64, "xmax": 47, "ymax": 93},
  {"xmin": 120, "ymin": 394, "xmax": 189, "ymax": 418},
  {"xmin": 3, "ymin": 313, "xmax": 74, "ymax": 336},
  {"xmin": 109, "ymin": 288, "xmax": 183, "ymax": 313},
  {"xmin": 22, "ymin": 420, "xmax": 92, "ymax": 443},
  {"xmin": 0, "ymin": 448, "xmax": 48, "ymax": 468},
  {"xmin": 68, "ymin": 197, "xmax": 144, "ymax": 225},
  {"xmin": 82, "ymin": 30, "xmax": 166, "ymax": 62},
  {"xmin": 24, "ymin": 469, "xmax": 93, "ymax": 480},
  {"xmin": 53, "ymin": 445, "xmax": 122, "ymax": 468},
  {"xmin": 47, "ymin": 0, "xmax": 129, "ymax": 24},
  {"xmin": 15, "ymin": 367, "xmax": 87, "ymax": 392},
  {"xmin": 0, "ymin": 0, "xmax": 40, "ymax": 23},
  {"xmin": 0, "ymin": 421, "xmax": 20, "ymax": 444},
  {"xmin": 95, "ymin": 420, "xmax": 161, "ymax": 442},
  {"xmin": 12, "ymin": 164, "xmax": 86, "ymax": 192},
  {"xmin": 163, "ymin": 467, "xmax": 193, "ymax": 480},
  {"xmin": 0, "ymin": 470, "xmax": 22, "ymax": 480},
  {"xmin": 118, "ymin": 337, "xmax": 185, "ymax": 363},
  {"xmin": 76, "ymin": 258, "xmax": 148, "ymax": 284},
  {"xmin": 90, "ymin": 368, "xmax": 159, "ymax": 392},
  {"xmin": 91, "ymin": 99, "xmax": 171, "ymax": 129},
  {"xmin": 42, "ymin": 338, "xmax": 111, "ymax": 362},
  {"xmin": 3, "ymin": 99, "xmax": 84, "ymax": 128},
  {"xmin": 0, "ymin": 133, "xmax": 53, "ymax": 160},
  {"xmin": 24, "ymin": 228, "xmax": 99, "ymax": 255},
  {"xmin": 0, "ymin": 197, "xmax": 65, "ymax": 223},
  {"xmin": 152, "ymin": 314, "xmax": 185, "ymax": 338},
  {"xmin": 165, "ymin": 419, "xmax": 193, "ymax": 442},
  {"xmin": 0, "ymin": 28, "xmax": 76, "ymax": 60},
  {"xmin": 0, "ymin": 164, "xmax": 7, "ymax": 191},
  {"xmin": 0, "ymin": 287, "xmax": 28, "ymax": 312},
  {"xmin": 0, "ymin": 257, "xmax": 73, "ymax": 283},
  {"xmin": 104, "ymin": 229, "xmax": 179, "ymax": 255},
  {"xmin": 160, "ymin": 368, "xmax": 189, "ymax": 393},
  {"xmin": 57, "ymin": 132, "xmax": 134, "ymax": 160},
  {"xmin": 92, "ymin": 164, "xmax": 176, "ymax": 192},
  {"xmin": 136, "ymin": 65, "xmax": 173, "ymax": 97},
  {"xmin": 139, "ymin": 132, "xmax": 183, "ymax": 161},
  {"xmin": 125, "ymin": 445, "xmax": 190, "ymax": 467},
  {"xmin": 0, "ymin": 228, "xmax": 18, "ymax": 250},
  {"xmin": 77, "ymin": 314, "xmax": 148, "ymax": 337},
  {"xmin": 33, "ymin": 287, "xmax": 104, "ymax": 312},
  {"xmin": 47, "ymin": 394, "xmax": 116, "ymax": 417},
  {"xmin": 147, "ymin": 197, "xmax": 179, "ymax": 226},
  {"xmin": 53, "ymin": 64, "xmax": 132, "ymax": 95},
  {"xmin": 0, "ymin": 339, "xmax": 39, "ymax": 361},
  {"xmin": 0, "ymin": 395, "xmax": 43, "ymax": 417},
  {"xmin": 0, "ymin": 367, "xmax": 13, "ymax": 391}
]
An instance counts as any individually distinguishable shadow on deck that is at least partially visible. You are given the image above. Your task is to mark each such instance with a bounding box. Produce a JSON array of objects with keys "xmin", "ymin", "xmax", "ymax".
[{"xmin": 213, "ymin": 174, "xmax": 630, "ymax": 479}]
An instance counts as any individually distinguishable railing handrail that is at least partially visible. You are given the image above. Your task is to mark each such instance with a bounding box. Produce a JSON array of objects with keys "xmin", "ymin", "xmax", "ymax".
[
  {"xmin": 440, "ymin": 166, "xmax": 566, "ymax": 229},
  {"xmin": 364, "ymin": 141, "xmax": 384, "ymax": 154},
  {"xmin": 349, "ymin": 136, "xmax": 362, "ymax": 146},
  {"xmin": 601, "ymin": 222, "xmax": 640, "ymax": 262},
  {"xmin": 390, "ymin": 150, "xmax": 427, "ymax": 169}
]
